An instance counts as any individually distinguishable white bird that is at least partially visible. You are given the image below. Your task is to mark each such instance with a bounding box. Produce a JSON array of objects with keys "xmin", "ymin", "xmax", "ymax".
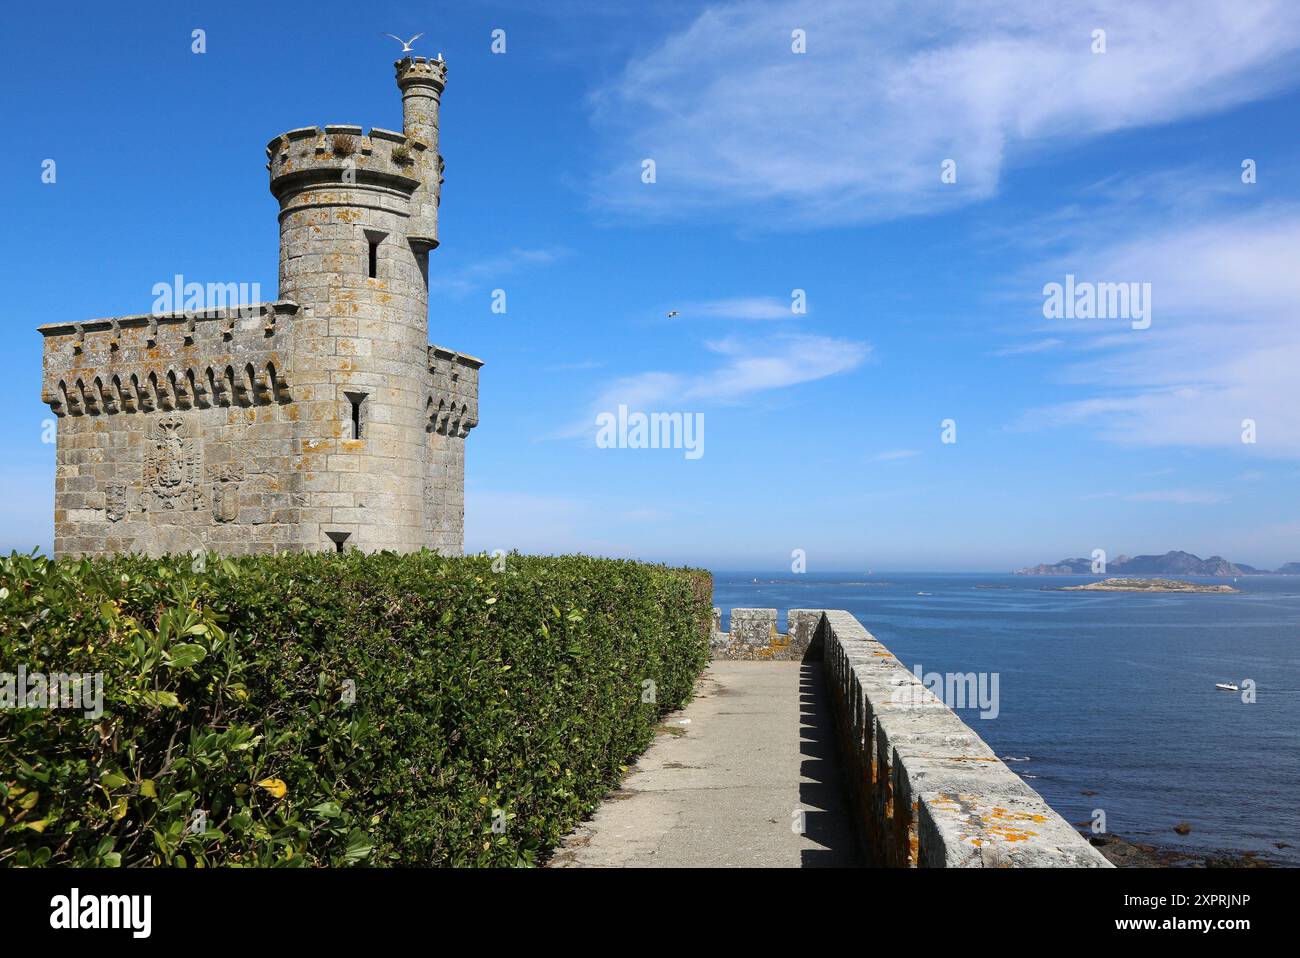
[
  {"xmin": 383, "ymin": 32, "xmax": 425, "ymax": 54},
  {"xmin": 666, "ymin": 310, "xmax": 679, "ymax": 318}
]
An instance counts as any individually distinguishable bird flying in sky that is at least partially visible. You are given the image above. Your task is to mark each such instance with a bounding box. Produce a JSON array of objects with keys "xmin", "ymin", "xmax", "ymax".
[{"xmin": 383, "ymin": 32, "xmax": 425, "ymax": 54}]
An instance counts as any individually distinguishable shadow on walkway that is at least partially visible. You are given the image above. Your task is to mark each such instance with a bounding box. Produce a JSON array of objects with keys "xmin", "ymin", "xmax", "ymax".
[{"xmin": 798, "ymin": 661, "xmax": 863, "ymax": 867}]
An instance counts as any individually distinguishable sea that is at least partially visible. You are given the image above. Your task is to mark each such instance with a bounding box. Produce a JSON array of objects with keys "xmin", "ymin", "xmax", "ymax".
[{"xmin": 712, "ymin": 572, "xmax": 1300, "ymax": 865}]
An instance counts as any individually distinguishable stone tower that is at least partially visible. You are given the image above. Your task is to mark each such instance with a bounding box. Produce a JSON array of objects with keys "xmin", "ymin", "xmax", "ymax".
[{"xmin": 38, "ymin": 56, "xmax": 481, "ymax": 558}]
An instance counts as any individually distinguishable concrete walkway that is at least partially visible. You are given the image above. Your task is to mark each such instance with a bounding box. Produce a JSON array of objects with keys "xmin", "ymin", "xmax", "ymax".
[{"xmin": 549, "ymin": 661, "xmax": 861, "ymax": 867}]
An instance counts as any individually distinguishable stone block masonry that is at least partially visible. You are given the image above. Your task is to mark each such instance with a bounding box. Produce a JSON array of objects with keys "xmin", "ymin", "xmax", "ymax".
[
  {"xmin": 38, "ymin": 55, "xmax": 481, "ymax": 558},
  {"xmin": 712, "ymin": 607, "xmax": 1111, "ymax": 867},
  {"xmin": 710, "ymin": 607, "xmax": 823, "ymax": 660}
]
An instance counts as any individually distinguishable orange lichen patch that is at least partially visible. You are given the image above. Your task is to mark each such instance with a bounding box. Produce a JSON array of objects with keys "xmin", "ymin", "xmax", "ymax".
[
  {"xmin": 301, "ymin": 439, "xmax": 332, "ymax": 453},
  {"xmin": 986, "ymin": 806, "xmax": 1049, "ymax": 825},
  {"xmin": 336, "ymin": 210, "xmax": 361, "ymax": 223},
  {"xmin": 986, "ymin": 828, "xmax": 1034, "ymax": 842},
  {"xmin": 926, "ymin": 795, "xmax": 962, "ymax": 811},
  {"xmin": 340, "ymin": 439, "xmax": 363, "ymax": 452}
]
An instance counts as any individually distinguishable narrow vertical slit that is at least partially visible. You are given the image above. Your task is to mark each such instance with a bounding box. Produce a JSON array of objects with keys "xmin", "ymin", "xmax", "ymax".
[
  {"xmin": 346, "ymin": 391, "xmax": 366, "ymax": 440},
  {"xmin": 367, "ymin": 238, "xmax": 379, "ymax": 278}
]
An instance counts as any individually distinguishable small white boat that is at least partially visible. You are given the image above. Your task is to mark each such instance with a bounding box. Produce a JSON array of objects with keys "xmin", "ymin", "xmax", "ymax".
[{"xmin": 1215, "ymin": 683, "xmax": 1239, "ymax": 692}]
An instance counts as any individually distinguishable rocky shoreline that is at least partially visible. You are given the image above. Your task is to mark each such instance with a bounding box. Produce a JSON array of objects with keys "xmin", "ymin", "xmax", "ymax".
[{"xmin": 1082, "ymin": 832, "xmax": 1284, "ymax": 868}]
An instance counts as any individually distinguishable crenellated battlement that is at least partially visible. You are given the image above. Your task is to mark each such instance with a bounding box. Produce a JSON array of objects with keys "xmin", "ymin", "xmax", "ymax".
[
  {"xmin": 39, "ymin": 302, "xmax": 299, "ymax": 417},
  {"xmin": 266, "ymin": 125, "xmax": 432, "ymax": 199},
  {"xmin": 710, "ymin": 607, "xmax": 823, "ymax": 660},
  {"xmin": 395, "ymin": 55, "xmax": 448, "ymax": 89},
  {"xmin": 427, "ymin": 346, "xmax": 481, "ymax": 437}
]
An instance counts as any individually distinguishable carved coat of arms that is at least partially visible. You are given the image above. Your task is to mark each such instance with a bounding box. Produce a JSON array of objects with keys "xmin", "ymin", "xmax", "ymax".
[
  {"xmin": 209, "ymin": 463, "xmax": 245, "ymax": 523},
  {"xmin": 105, "ymin": 483, "xmax": 129, "ymax": 522},
  {"xmin": 143, "ymin": 415, "xmax": 202, "ymax": 511}
]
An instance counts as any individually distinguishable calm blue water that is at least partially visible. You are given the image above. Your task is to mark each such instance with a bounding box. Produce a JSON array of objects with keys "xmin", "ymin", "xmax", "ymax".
[{"xmin": 713, "ymin": 572, "xmax": 1300, "ymax": 864}]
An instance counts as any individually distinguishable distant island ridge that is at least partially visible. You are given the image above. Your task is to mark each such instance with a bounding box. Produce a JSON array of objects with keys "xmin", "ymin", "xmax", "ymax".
[{"xmin": 1016, "ymin": 550, "xmax": 1300, "ymax": 576}]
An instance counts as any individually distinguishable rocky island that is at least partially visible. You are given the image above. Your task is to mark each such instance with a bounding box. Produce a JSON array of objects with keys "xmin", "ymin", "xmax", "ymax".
[{"xmin": 1060, "ymin": 578, "xmax": 1239, "ymax": 593}]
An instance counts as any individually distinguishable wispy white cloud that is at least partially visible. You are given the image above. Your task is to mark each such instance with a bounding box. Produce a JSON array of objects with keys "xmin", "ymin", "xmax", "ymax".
[
  {"xmin": 554, "ymin": 332, "xmax": 869, "ymax": 439},
  {"xmin": 429, "ymin": 247, "xmax": 567, "ymax": 297},
  {"xmin": 1015, "ymin": 205, "xmax": 1300, "ymax": 457},
  {"xmin": 993, "ymin": 338, "xmax": 1063, "ymax": 356},
  {"xmin": 588, "ymin": 0, "xmax": 1300, "ymax": 227},
  {"xmin": 1081, "ymin": 488, "xmax": 1229, "ymax": 504},
  {"xmin": 679, "ymin": 296, "xmax": 798, "ymax": 321},
  {"xmin": 622, "ymin": 508, "xmax": 672, "ymax": 522},
  {"xmin": 1125, "ymin": 489, "xmax": 1230, "ymax": 505},
  {"xmin": 602, "ymin": 333, "xmax": 869, "ymax": 408},
  {"xmin": 872, "ymin": 449, "xmax": 919, "ymax": 463},
  {"xmin": 688, "ymin": 333, "xmax": 868, "ymax": 401}
]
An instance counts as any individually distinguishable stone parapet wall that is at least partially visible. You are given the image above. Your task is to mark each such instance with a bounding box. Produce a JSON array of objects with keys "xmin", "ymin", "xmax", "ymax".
[
  {"xmin": 710, "ymin": 605, "xmax": 1110, "ymax": 867},
  {"xmin": 814, "ymin": 609, "xmax": 1111, "ymax": 867}
]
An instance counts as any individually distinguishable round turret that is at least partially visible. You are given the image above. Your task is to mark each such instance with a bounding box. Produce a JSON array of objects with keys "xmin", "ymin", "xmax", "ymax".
[{"xmin": 263, "ymin": 61, "xmax": 450, "ymax": 554}]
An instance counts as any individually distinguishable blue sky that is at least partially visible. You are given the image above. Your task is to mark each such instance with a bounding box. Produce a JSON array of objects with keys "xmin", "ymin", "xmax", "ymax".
[{"xmin": 5, "ymin": 0, "xmax": 1300, "ymax": 571}]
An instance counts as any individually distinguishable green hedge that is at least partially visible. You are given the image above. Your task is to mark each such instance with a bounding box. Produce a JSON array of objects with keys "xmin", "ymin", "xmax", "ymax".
[{"xmin": 0, "ymin": 551, "xmax": 711, "ymax": 867}]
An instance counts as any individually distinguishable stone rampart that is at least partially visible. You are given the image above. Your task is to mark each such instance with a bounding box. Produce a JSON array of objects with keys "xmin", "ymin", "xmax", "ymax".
[{"xmin": 711, "ymin": 606, "xmax": 1111, "ymax": 867}]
